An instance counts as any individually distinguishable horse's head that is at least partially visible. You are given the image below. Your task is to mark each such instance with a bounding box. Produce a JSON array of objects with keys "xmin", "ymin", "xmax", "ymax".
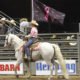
[{"xmin": 4, "ymin": 33, "xmax": 12, "ymax": 47}]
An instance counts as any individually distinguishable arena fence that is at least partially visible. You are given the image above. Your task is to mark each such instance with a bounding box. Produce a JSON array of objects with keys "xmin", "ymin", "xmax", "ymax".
[{"xmin": 0, "ymin": 33, "xmax": 80, "ymax": 75}]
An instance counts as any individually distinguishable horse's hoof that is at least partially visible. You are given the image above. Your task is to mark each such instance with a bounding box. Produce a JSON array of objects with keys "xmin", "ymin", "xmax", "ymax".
[
  {"xmin": 26, "ymin": 74, "xmax": 31, "ymax": 79},
  {"xmin": 16, "ymin": 75, "xmax": 19, "ymax": 78},
  {"xmin": 26, "ymin": 78, "xmax": 31, "ymax": 80},
  {"xmin": 48, "ymin": 77, "xmax": 51, "ymax": 80},
  {"xmin": 48, "ymin": 78, "xmax": 53, "ymax": 80},
  {"xmin": 27, "ymin": 76, "xmax": 31, "ymax": 79},
  {"xmin": 57, "ymin": 76, "xmax": 69, "ymax": 80},
  {"xmin": 26, "ymin": 76, "xmax": 31, "ymax": 80},
  {"xmin": 48, "ymin": 76, "xmax": 53, "ymax": 80}
]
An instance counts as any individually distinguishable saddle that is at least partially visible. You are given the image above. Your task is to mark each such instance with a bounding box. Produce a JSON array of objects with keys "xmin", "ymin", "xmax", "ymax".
[{"xmin": 30, "ymin": 41, "xmax": 40, "ymax": 51}]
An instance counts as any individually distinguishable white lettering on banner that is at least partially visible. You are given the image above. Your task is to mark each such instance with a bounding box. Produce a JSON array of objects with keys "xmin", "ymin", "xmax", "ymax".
[
  {"xmin": 0, "ymin": 61, "xmax": 23, "ymax": 74},
  {"xmin": 36, "ymin": 60, "xmax": 76, "ymax": 75}
]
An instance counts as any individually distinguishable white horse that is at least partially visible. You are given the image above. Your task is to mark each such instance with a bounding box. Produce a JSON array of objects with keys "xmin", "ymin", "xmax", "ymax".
[{"xmin": 4, "ymin": 33, "xmax": 69, "ymax": 80}]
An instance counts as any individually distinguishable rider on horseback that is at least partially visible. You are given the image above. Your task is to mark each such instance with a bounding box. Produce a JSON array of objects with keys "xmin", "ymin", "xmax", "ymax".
[{"xmin": 23, "ymin": 20, "xmax": 39, "ymax": 60}]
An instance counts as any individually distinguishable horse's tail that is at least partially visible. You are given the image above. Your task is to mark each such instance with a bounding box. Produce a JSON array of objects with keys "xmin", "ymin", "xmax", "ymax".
[
  {"xmin": 51, "ymin": 44, "xmax": 64, "ymax": 62},
  {"xmin": 51, "ymin": 44, "xmax": 69, "ymax": 79}
]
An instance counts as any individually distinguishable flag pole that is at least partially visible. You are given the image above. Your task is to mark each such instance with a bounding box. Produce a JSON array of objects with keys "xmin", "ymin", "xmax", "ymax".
[{"xmin": 31, "ymin": 0, "xmax": 34, "ymax": 20}]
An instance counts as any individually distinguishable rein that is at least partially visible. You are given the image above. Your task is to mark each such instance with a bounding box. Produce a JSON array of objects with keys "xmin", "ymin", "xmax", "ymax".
[
  {"xmin": 5, "ymin": 34, "xmax": 12, "ymax": 46},
  {"xmin": 5, "ymin": 34, "xmax": 9, "ymax": 45}
]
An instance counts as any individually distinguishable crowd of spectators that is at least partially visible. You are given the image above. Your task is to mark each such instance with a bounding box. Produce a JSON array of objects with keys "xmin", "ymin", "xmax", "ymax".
[{"xmin": 0, "ymin": 17, "xmax": 30, "ymax": 35}]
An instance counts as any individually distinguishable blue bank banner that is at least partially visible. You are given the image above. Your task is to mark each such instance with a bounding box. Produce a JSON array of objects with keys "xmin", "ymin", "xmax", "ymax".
[{"xmin": 36, "ymin": 60, "xmax": 76, "ymax": 75}]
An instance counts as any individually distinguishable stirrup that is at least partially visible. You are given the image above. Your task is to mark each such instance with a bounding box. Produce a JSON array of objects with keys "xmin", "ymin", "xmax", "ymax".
[{"xmin": 27, "ymin": 57, "xmax": 31, "ymax": 61}]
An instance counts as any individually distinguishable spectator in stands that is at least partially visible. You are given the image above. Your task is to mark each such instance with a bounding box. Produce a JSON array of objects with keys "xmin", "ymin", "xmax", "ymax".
[
  {"xmin": 10, "ymin": 19, "xmax": 16, "ymax": 26},
  {"xmin": 0, "ymin": 18, "xmax": 17, "ymax": 34},
  {"xmin": 7, "ymin": 19, "xmax": 16, "ymax": 33},
  {"xmin": 19, "ymin": 18, "xmax": 30, "ymax": 35},
  {"xmin": 0, "ymin": 18, "xmax": 8, "ymax": 34},
  {"xmin": 23, "ymin": 20, "xmax": 39, "ymax": 60}
]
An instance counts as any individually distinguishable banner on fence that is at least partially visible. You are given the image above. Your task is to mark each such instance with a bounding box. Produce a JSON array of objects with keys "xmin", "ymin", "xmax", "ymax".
[
  {"xmin": 36, "ymin": 60, "xmax": 76, "ymax": 75},
  {"xmin": 0, "ymin": 61, "xmax": 23, "ymax": 74}
]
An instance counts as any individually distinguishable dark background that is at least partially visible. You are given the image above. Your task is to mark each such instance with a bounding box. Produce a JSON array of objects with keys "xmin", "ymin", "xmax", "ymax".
[{"xmin": 0, "ymin": 0, "xmax": 80, "ymax": 33}]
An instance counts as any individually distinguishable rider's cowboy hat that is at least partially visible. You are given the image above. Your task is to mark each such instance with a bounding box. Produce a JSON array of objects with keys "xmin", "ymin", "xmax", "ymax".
[
  {"xmin": 20, "ymin": 18, "xmax": 28, "ymax": 22},
  {"xmin": 1, "ymin": 17, "xmax": 6, "ymax": 20},
  {"xmin": 10, "ymin": 19, "xmax": 16, "ymax": 26},
  {"xmin": 30, "ymin": 20, "xmax": 39, "ymax": 26}
]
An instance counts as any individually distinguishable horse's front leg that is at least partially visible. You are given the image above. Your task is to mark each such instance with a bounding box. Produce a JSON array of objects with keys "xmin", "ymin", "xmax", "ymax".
[
  {"xmin": 14, "ymin": 63, "xmax": 19, "ymax": 78},
  {"xmin": 14, "ymin": 49, "xmax": 23, "ymax": 78},
  {"xmin": 26, "ymin": 61, "xmax": 32, "ymax": 79}
]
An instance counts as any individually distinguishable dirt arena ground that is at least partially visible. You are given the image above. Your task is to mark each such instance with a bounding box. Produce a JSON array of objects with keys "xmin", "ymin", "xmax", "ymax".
[{"xmin": 0, "ymin": 75, "xmax": 80, "ymax": 80}]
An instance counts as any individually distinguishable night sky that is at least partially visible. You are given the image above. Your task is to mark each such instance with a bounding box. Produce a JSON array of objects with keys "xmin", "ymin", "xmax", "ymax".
[{"xmin": 0, "ymin": 0, "xmax": 80, "ymax": 33}]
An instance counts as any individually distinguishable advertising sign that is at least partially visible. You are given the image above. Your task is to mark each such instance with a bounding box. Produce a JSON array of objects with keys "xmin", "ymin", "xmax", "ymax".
[
  {"xmin": 36, "ymin": 60, "xmax": 76, "ymax": 75},
  {"xmin": 0, "ymin": 61, "xmax": 23, "ymax": 75}
]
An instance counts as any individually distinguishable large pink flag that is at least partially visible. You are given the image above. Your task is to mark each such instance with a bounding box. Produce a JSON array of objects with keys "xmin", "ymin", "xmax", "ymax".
[{"xmin": 32, "ymin": 0, "xmax": 66, "ymax": 24}]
